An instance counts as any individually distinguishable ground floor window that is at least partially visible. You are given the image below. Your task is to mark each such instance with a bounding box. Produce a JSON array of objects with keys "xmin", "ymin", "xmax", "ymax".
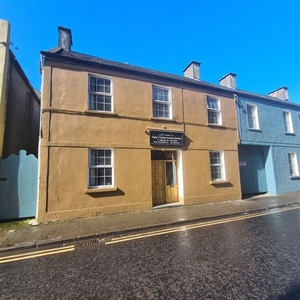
[
  {"xmin": 89, "ymin": 149, "xmax": 113, "ymax": 188},
  {"xmin": 210, "ymin": 151, "xmax": 225, "ymax": 181},
  {"xmin": 288, "ymin": 153, "xmax": 299, "ymax": 177}
]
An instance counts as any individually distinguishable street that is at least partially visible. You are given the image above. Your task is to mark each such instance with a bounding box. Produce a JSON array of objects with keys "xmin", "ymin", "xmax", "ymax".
[{"xmin": 1, "ymin": 207, "xmax": 300, "ymax": 299}]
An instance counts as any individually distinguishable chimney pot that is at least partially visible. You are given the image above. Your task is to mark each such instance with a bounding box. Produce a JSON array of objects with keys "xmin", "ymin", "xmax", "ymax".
[
  {"xmin": 58, "ymin": 26, "xmax": 73, "ymax": 51},
  {"xmin": 268, "ymin": 87, "xmax": 289, "ymax": 101},
  {"xmin": 219, "ymin": 73, "xmax": 237, "ymax": 89},
  {"xmin": 183, "ymin": 61, "xmax": 201, "ymax": 80}
]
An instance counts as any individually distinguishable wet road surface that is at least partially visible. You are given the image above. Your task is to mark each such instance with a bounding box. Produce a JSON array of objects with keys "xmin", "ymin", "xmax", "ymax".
[{"xmin": 1, "ymin": 207, "xmax": 300, "ymax": 299}]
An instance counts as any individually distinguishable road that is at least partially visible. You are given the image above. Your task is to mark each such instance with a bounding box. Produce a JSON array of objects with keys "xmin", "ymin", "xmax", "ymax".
[{"xmin": 0, "ymin": 207, "xmax": 300, "ymax": 299}]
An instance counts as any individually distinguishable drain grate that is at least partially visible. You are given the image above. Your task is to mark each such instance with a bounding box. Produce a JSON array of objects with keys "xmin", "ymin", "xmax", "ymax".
[{"xmin": 80, "ymin": 238, "xmax": 106, "ymax": 247}]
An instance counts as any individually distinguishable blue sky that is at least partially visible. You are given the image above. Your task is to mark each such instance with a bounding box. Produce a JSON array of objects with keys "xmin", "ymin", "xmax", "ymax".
[{"xmin": 1, "ymin": 0, "xmax": 300, "ymax": 103}]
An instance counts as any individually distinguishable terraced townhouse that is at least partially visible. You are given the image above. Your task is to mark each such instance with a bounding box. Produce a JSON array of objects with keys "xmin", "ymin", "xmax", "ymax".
[{"xmin": 37, "ymin": 26, "xmax": 299, "ymax": 222}]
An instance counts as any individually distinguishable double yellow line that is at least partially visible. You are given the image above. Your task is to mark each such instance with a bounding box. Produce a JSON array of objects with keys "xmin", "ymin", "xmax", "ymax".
[
  {"xmin": 0, "ymin": 245, "xmax": 75, "ymax": 264},
  {"xmin": 106, "ymin": 206, "xmax": 300, "ymax": 245}
]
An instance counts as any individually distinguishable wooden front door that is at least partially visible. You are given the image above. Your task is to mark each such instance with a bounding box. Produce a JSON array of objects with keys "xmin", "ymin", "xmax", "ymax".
[{"xmin": 152, "ymin": 161, "xmax": 166, "ymax": 205}]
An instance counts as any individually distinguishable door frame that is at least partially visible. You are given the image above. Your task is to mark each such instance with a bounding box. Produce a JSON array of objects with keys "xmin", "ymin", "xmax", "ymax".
[{"xmin": 151, "ymin": 150, "xmax": 179, "ymax": 206}]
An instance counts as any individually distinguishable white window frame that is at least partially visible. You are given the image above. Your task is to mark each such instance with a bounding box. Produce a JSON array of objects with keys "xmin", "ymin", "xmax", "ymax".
[
  {"xmin": 209, "ymin": 151, "xmax": 225, "ymax": 181},
  {"xmin": 288, "ymin": 153, "xmax": 299, "ymax": 177},
  {"xmin": 207, "ymin": 96, "xmax": 222, "ymax": 125},
  {"xmin": 152, "ymin": 85, "xmax": 172, "ymax": 119},
  {"xmin": 282, "ymin": 111, "xmax": 293, "ymax": 133},
  {"xmin": 88, "ymin": 74, "xmax": 113, "ymax": 112},
  {"xmin": 246, "ymin": 104, "xmax": 260, "ymax": 130},
  {"xmin": 88, "ymin": 148, "xmax": 114, "ymax": 188}
]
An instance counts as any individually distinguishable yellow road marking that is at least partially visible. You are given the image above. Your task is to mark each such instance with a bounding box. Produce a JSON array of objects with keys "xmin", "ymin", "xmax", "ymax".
[
  {"xmin": 105, "ymin": 206, "xmax": 300, "ymax": 245},
  {"xmin": 0, "ymin": 245, "xmax": 75, "ymax": 264}
]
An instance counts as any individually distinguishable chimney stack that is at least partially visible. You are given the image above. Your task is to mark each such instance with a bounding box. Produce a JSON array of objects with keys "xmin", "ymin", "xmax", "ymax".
[
  {"xmin": 219, "ymin": 73, "xmax": 237, "ymax": 89},
  {"xmin": 183, "ymin": 61, "xmax": 201, "ymax": 80},
  {"xmin": 58, "ymin": 26, "xmax": 73, "ymax": 51},
  {"xmin": 268, "ymin": 87, "xmax": 289, "ymax": 101}
]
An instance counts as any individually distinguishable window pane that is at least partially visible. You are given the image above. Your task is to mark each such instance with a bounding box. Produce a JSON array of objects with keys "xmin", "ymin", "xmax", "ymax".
[
  {"xmin": 210, "ymin": 151, "xmax": 224, "ymax": 180},
  {"xmin": 152, "ymin": 86, "xmax": 171, "ymax": 118},
  {"xmin": 89, "ymin": 76, "xmax": 112, "ymax": 111},
  {"xmin": 211, "ymin": 165, "xmax": 221, "ymax": 180},
  {"xmin": 207, "ymin": 97, "xmax": 221, "ymax": 124},
  {"xmin": 210, "ymin": 152, "xmax": 220, "ymax": 164},
  {"xmin": 89, "ymin": 167, "xmax": 112, "ymax": 187},
  {"xmin": 247, "ymin": 105, "xmax": 257, "ymax": 129},
  {"xmin": 89, "ymin": 149, "xmax": 113, "ymax": 187},
  {"xmin": 89, "ymin": 95, "xmax": 112, "ymax": 111},
  {"xmin": 288, "ymin": 153, "xmax": 299, "ymax": 176},
  {"xmin": 283, "ymin": 111, "xmax": 293, "ymax": 133},
  {"xmin": 89, "ymin": 77, "xmax": 96, "ymax": 92},
  {"xmin": 90, "ymin": 150, "xmax": 99, "ymax": 165},
  {"xmin": 153, "ymin": 86, "xmax": 169, "ymax": 102},
  {"xmin": 248, "ymin": 117, "xmax": 254, "ymax": 128},
  {"xmin": 166, "ymin": 161, "xmax": 177, "ymax": 185},
  {"xmin": 207, "ymin": 98, "xmax": 219, "ymax": 110},
  {"xmin": 91, "ymin": 150, "xmax": 110, "ymax": 166},
  {"xmin": 153, "ymin": 102, "xmax": 169, "ymax": 118},
  {"xmin": 208, "ymin": 111, "xmax": 219, "ymax": 124},
  {"xmin": 89, "ymin": 168, "xmax": 102, "ymax": 186}
]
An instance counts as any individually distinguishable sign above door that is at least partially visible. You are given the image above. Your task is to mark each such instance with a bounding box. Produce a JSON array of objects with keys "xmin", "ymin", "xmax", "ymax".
[{"xmin": 149, "ymin": 130, "xmax": 184, "ymax": 147}]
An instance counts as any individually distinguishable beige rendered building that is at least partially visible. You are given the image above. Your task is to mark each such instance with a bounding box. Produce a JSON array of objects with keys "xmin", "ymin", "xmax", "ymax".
[{"xmin": 37, "ymin": 26, "xmax": 241, "ymax": 222}]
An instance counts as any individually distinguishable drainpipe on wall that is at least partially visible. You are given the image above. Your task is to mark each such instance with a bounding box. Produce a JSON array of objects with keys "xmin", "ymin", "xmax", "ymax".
[
  {"xmin": 181, "ymin": 87, "xmax": 185, "ymax": 148},
  {"xmin": 233, "ymin": 93, "xmax": 241, "ymax": 145}
]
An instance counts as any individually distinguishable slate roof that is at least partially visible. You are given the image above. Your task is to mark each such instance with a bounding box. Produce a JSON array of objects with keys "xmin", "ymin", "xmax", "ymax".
[
  {"xmin": 10, "ymin": 49, "xmax": 40, "ymax": 104},
  {"xmin": 41, "ymin": 47, "xmax": 300, "ymax": 109}
]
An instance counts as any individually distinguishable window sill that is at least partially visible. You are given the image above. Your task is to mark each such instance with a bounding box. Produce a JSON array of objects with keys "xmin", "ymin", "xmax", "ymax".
[
  {"xmin": 84, "ymin": 187, "xmax": 118, "ymax": 194},
  {"xmin": 284, "ymin": 132, "xmax": 295, "ymax": 136},
  {"xmin": 249, "ymin": 128, "xmax": 261, "ymax": 132},
  {"xmin": 210, "ymin": 180, "xmax": 230, "ymax": 185},
  {"xmin": 151, "ymin": 117, "xmax": 177, "ymax": 122},
  {"xmin": 207, "ymin": 123, "xmax": 225, "ymax": 128},
  {"xmin": 84, "ymin": 110, "xmax": 117, "ymax": 116},
  {"xmin": 289, "ymin": 176, "xmax": 300, "ymax": 180}
]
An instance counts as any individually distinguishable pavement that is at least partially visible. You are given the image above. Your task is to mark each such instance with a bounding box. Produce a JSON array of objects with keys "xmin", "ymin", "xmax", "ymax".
[{"xmin": 0, "ymin": 191, "xmax": 299, "ymax": 253}]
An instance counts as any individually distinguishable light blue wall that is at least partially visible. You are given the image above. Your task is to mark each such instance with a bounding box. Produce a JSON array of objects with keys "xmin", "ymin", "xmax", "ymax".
[
  {"xmin": 273, "ymin": 146, "xmax": 300, "ymax": 194},
  {"xmin": 237, "ymin": 97, "xmax": 300, "ymax": 145},
  {"xmin": 237, "ymin": 97, "xmax": 300, "ymax": 195}
]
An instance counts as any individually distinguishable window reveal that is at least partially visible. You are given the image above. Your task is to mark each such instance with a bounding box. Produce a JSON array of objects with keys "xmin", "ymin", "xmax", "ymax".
[
  {"xmin": 88, "ymin": 75, "xmax": 112, "ymax": 112},
  {"xmin": 152, "ymin": 85, "xmax": 171, "ymax": 118},
  {"xmin": 283, "ymin": 111, "xmax": 293, "ymax": 133},
  {"xmin": 247, "ymin": 104, "xmax": 259, "ymax": 129},
  {"xmin": 207, "ymin": 96, "xmax": 222, "ymax": 125},
  {"xmin": 89, "ymin": 149, "xmax": 113, "ymax": 188},
  {"xmin": 288, "ymin": 153, "xmax": 299, "ymax": 177},
  {"xmin": 210, "ymin": 151, "xmax": 225, "ymax": 181}
]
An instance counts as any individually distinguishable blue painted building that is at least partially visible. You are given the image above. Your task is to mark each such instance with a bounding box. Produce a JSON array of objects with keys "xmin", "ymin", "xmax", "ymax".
[{"xmin": 234, "ymin": 84, "xmax": 300, "ymax": 195}]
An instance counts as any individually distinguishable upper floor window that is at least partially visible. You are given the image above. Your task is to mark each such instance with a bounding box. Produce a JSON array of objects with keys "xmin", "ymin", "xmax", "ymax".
[
  {"xmin": 89, "ymin": 149, "xmax": 113, "ymax": 188},
  {"xmin": 282, "ymin": 111, "xmax": 293, "ymax": 133},
  {"xmin": 152, "ymin": 85, "xmax": 171, "ymax": 118},
  {"xmin": 209, "ymin": 151, "xmax": 225, "ymax": 181},
  {"xmin": 288, "ymin": 153, "xmax": 299, "ymax": 177},
  {"xmin": 207, "ymin": 96, "xmax": 222, "ymax": 125},
  {"xmin": 247, "ymin": 104, "xmax": 259, "ymax": 130},
  {"xmin": 88, "ymin": 75, "xmax": 112, "ymax": 112}
]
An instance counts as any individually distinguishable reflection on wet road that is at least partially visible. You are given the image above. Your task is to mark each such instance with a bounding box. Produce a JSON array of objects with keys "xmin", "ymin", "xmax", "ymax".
[{"xmin": 1, "ymin": 207, "xmax": 299, "ymax": 299}]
